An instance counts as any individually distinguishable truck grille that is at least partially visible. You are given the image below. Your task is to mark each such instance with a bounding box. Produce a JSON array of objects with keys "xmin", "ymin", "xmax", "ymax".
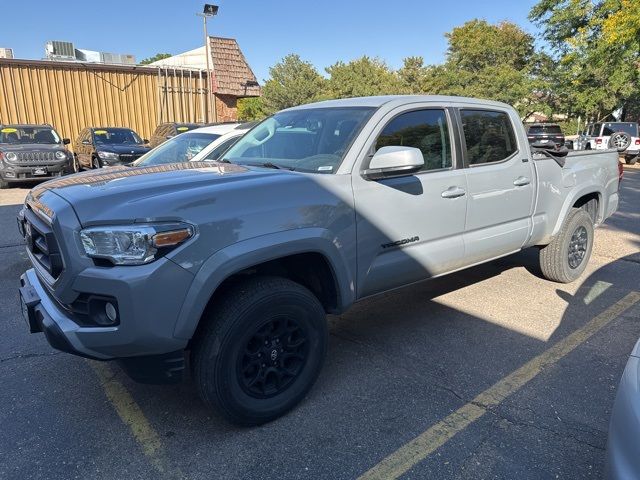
[
  {"xmin": 16, "ymin": 151, "xmax": 56, "ymax": 162},
  {"xmin": 22, "ymin": 208, "xmax": 63, "ymax": 279}
]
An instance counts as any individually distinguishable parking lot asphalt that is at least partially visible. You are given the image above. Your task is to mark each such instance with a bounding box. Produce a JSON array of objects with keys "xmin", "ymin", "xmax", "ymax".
[{"xmin": 1, "ymin": 167, "xmax": 639, "ymax": 480}]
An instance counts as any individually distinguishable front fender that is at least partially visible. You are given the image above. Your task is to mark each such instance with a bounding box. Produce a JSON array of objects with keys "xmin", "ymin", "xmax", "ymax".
[{"xmin": 172, "ymin": 227, "xmax": 356, "ymax": 340}]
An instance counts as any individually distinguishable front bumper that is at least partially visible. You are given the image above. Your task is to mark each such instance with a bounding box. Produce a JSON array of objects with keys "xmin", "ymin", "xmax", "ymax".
[
  {"xmin": 1, "ymin": 162, "xmax": 70, "ymax": 181},
  {"xmin": 19, "ymin": 259, "xmax": 193, "ymax": 360},
  {"xmin": 606, "ymin": 352, "xmax": 640, "ymax": 479}
]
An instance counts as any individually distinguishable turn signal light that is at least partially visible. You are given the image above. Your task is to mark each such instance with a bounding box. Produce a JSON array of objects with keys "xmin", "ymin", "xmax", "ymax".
[{"xmin": 152, "ymin": 228, "xmax": 193, "ymax": 247}]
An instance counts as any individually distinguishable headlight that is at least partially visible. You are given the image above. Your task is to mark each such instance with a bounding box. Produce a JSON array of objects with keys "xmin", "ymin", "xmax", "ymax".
[
  {"xmin": 79, "ymin": 224, "xmax": 194, "ymax": 265},
  {"xmin": 97, "ymin": 151, "xmax": 119, "ymax": 161},
  {"xmin": 55, "ymin": 150, "xmax": 67, "ymax": 160},
  {"xmin": 4, "ymin": 152, "xmax": 17, "ymax": 162}
]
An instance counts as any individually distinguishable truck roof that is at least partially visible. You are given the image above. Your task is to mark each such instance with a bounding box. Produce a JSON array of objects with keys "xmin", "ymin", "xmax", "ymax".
[
  {"xmin": 286, "ymin": 95, "xmax": 514, "ymax": 111},
  {"xmin": 1, "ymin": 123, "xmax": 54, "ymax": 128}
]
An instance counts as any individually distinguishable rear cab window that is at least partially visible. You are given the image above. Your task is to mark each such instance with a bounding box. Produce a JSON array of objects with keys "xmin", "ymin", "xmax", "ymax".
[{"xmin": 460, "ymin": 110, "xmax": 518, "ymax": 165}]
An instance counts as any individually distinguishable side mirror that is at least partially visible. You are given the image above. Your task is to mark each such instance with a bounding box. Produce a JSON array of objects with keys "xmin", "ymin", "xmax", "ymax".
[
  {"xmin": 82, "ymin": 139, "xmax": 90, "ymax": 145},
  {"xmin": 143, "ymin": 138, "xmax": 149, "ymax": 144},
  {"xmin": 362, "ymin": 146, "xmax": 424, "ymax": 180},
  {"xmin": 62, "ymin": 138, "xmax": 70, "ymax": 145}
]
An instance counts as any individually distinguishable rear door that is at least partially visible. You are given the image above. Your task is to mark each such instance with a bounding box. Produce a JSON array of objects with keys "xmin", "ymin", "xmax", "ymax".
[
  {"xmin": 458, "ymin": 108, "xmax": 535, "ymax": 264},
  {"xmin": 353, "ymin": 105, "xmax": 468, "ymax": 298}
]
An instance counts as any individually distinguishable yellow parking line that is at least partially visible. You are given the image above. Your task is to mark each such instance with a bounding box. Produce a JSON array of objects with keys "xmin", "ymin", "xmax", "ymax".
[
  {"xmin": 90, "ymin": 362, "xmax": 185, "ymax": 480},
  {"xmin": 359, "ymin": 291, "xmax": 640, "ymax": 480}
]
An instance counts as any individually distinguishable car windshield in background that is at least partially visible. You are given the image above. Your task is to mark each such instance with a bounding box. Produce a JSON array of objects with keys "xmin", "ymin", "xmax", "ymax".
[
  {"xmin": 528, "ymin": 125, "xmax": 562, "ymax": 135},
  {"xmin": 602, "ymin": 123, "xmax": 639, "ymax": 137},
  {"xmin": 94, "ymin": 128, "xmax": 142, "ymax": 145},
  {"xmin": 134, "ymin": 132, "xmax": 220, "ymax": 166},
  {"xmin": 222, "ymin": 107, "xmax": 374, "ymax": 173},
  {"xmin": 0, "ymin": 126, "xmax": 61, "ymax": 144}
]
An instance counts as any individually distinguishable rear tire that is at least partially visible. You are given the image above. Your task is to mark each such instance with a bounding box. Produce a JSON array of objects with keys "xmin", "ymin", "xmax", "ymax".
[
  {"xmin": 625, "ymin": 156, "xmax": 638, "ymax": 165},
  {"xmin": 92, "ymin": 156, "xmax": 101, "ymax": 169},
  {"xmin": 539, "ymin": 208, "xmax": 594, "ymax": 283},
  {"xmin": 0, "ymin": 178, "xmax": 8, "ymax": 189},
  {"xmin": 192, "ymin": 276, "xmax": 328, "ymax": 426}
]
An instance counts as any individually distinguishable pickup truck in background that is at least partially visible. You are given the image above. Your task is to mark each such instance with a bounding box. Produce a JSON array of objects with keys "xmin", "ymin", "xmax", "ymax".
[{"xmin": 17, "ymin": 95, "xmax": 620, "ymax": 425}]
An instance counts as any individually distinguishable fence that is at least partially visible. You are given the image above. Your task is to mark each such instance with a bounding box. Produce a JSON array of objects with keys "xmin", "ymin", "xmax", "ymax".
[{"xmin": 0, "ymin": 58, "xmax": 212, "ymax": 141}]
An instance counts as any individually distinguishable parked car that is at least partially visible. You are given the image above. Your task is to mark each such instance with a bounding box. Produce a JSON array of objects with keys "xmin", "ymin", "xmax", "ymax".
[
  {"xmin": 526, "ymin": 123, "xmax": 565, "ymax": 148},
  {"xmin": 577, "ymin": 121, "xmax": 640, "ymax": 164},
  {"xmin": 18, "ymin": 95, "xmax": 620, "ymax": 426},
  {"xmin": 0, "ymin": 124, "xmax": 73, "ymax": 188},
  {"xmin": 72, "ymin": 127, "xmax": 150, "ymax": 170},
  {"xmin": 606, "ymin": 337, "xmax": 640, "ymax": 479},
  {"xmin": 133, "ymin": 123, "xmax": 249, "ymax": 167},
  {"xmin": 148, "ymin": 122, "xmax": 204, "ymax": 149}
]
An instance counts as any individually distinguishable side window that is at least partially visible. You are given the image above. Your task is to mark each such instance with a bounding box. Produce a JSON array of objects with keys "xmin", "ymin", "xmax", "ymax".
[
  {"xmin": 461, "ymin": 110, "xmax": 517, "ymax": 165},
  {"xmin": 375, "ymin": 109, "xmax": 452, "ymax": 171},
  {"xmin": 592, "ymin": 123, "xmax": 602, "ymax": 137},
  {"xmin": 206, "ymin": 136, "xmax": 241, "ymax": 161}
]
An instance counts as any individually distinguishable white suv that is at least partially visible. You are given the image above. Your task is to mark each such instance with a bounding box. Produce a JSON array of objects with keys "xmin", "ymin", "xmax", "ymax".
[{"xmin": 578, "ymin": 122, "xmax": 639, "ymax": 164}]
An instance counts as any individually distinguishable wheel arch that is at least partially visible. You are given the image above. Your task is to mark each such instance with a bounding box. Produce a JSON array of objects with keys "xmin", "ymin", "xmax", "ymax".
[
  {"xmin": 173, "ymin": 228, "xmax": 356, "ymax": 341},
  {"xmin": 551, "ymin": 187, "xmax": 603, "ymax": 237}
]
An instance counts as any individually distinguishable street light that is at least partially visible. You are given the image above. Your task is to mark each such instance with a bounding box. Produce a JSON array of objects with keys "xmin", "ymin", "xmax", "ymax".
[{"xmin": 197, "ymin": 4, "xmax": 219, "ymax": 122}]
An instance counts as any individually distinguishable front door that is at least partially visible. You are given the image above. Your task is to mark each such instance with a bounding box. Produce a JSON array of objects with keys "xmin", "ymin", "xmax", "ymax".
[
  {"xmin": 457, "ymin": 108, "xmax": 535, "ymax": 264},
  {"xmin": 352, "ymin": 106, "xmax": 468, "ymax": 298}
]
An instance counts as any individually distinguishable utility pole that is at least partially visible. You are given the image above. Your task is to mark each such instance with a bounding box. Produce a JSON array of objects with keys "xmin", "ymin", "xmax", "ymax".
[{"xmin": 197, "ymin": 4, "xmax": 219, "ymax": 122}]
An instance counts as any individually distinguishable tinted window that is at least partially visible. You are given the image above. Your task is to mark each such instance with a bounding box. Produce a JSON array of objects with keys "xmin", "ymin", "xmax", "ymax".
[
  {"xmin": 375, "ymin": 109, "xmax": 452, "ymax": 171},
  {"xmin": 527, "ymin": 125, "xmax": 562, "ymax": 135},
  {"xmin": 461, "ymin": 110, "xmax": 517, "ymax": 165},
  {"xmin": 592, "ymin": 123, "xmax": 602, "ymax": 136},
  {"xmin": 602, "ymin": 123, "xmax": 639, "ymax": 137}
]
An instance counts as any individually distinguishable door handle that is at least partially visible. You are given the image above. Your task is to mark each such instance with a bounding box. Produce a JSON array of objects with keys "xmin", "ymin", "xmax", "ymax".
[
  {"xmin": 513, "ymin": 176, "xmax": 531, "ymax": 187},
  {"xmin": 441, "ymin": 186, "xmax": 466, "ymax": 199}
]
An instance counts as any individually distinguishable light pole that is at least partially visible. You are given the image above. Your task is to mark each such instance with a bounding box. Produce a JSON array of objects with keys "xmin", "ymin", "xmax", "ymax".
[{"xmin": 197, "ymin": 4, "xmax": 219, "ymax": 122}]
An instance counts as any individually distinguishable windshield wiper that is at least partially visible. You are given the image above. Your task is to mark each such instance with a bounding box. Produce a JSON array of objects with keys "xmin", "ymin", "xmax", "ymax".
[{"xmin": 252, "ymin": 161, "xmax": 295, "ymax": 171}]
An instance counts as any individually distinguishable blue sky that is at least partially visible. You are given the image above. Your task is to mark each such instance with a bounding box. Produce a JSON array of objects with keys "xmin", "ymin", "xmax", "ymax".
[{"xmin": 0, "ymin": 0, "xmax": 540, "ymax": 82}]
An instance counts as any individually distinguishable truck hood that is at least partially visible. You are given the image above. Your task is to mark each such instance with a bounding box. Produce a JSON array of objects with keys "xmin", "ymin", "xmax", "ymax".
[{"xmin": 28, "ymin": 161, "xmax": 285, "ymax": 225}]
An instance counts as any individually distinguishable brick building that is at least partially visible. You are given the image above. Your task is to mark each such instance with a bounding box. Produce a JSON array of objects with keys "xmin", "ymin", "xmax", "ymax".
[{"xmin": 151, "ymin": 36, "xmax": 261, "ymax": 122}]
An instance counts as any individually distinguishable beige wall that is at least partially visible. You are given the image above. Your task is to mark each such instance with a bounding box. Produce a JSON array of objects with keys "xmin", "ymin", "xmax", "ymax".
[{"xmin": 0, "ymin": 59, "xmax": 216, "ymax": 142}]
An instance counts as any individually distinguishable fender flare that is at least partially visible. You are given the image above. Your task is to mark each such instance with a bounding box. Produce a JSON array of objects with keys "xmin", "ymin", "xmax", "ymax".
[
  {"xmin": 550, "ymin": 185, "xmax": 602, "ymax": 237},
  {"xmin": 172, "ymin": 227, "xmax": 356, "ymax": 340}
]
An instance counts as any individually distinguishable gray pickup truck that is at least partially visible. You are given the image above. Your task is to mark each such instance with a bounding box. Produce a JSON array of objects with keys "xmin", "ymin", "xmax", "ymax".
[{"xmin": 18, "ymin": 96, "xmax": 620, "ymax": 425}]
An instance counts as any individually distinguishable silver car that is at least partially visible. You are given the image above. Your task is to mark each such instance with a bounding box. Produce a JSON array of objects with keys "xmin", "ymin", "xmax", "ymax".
[{"xmin": 606, "ymin": 338, "xmax": 640, "ymax": 479}]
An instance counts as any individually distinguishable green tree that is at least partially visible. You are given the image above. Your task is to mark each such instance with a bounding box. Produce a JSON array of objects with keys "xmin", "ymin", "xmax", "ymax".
[
  {"xmin": 325, "ymin": 56, "xmax": 402, "ymax": 98},
  {"xmin": 261, "ymin": 54, "xmax": 326, "ymax": 113},
  {"xmin": 421, "ymin": 20, "xmax": 550, "ymax": 117},
  {"xmin": 139, "ymin": 53, "xmax": 172, "ymax": 65},
  {"xmin": 530, "ymin": 0, "xmax": 640, "ymax": 120},
  {"xmin": 397, "ymin": 56, "xmax": 430, "ymax": 93},
  {"xmin": 237, "ymin": 97, "xmax": 267, "ymax": 121}
]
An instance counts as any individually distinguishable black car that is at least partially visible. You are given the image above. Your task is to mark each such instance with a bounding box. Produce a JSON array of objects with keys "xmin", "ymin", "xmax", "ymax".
[
  {"xmin": 148, "ymin": 122, "xmax": 204, "ymax": 149},
  {"xmin": 526, "ymin": 123, "xmax": 565, "ymax": 148},
  {"xmin": 0, "ymin": 124, "xmax": 73, "ymax": 188},
  {"xmin": 73, "ymin": 127, "xmax": 150, "ymax": 170}
]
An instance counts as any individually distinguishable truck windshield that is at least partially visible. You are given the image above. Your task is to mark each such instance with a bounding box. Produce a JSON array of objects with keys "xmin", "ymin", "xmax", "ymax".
[
  {"xmin": 134, "ymin": 132, "xmax": 220, "ymax": 166},
  {"xmin": 602, "ymin": 123, "xmax": 639, "ymax": 137},
  {"xmin": 222, "ymin": 107, "xmax": 374, "ymax": 173},
  {"xmin": 94, "ymin": 128, "xmax": 142, "ymax": 145},
  {"xmin": 0, "ymin": 126, "xmax": 61, "ymax": 144}
]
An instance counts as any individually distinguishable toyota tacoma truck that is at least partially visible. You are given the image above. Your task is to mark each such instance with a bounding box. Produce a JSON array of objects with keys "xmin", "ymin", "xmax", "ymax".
[{"xmin": 17, "ymin": 96, "xmax": 620, "ymax": 425}]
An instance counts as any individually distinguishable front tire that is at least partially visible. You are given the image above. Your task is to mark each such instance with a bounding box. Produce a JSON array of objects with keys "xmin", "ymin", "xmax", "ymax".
[
  {"xmin": 92, "ymin": 156, "xmax": 101, "ymax": 169},
  {"xmin": 0, "ymin": 178, "xmax": 8, "ymax": 189},
  {"xmin": 539, "ymin": 208, "xmax": 594, "ymax": 283},
  {"xmin": 192, "ymin": 276, "xmax": 328, "ymax": 426}
]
